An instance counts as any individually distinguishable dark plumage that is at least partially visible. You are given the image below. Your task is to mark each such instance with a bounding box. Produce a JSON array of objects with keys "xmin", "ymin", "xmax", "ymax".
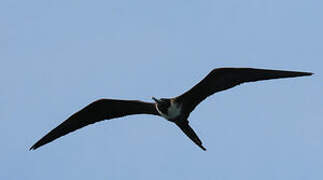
[{"xmin": 30, "ymin": 68, "xmax": 312, "ymax": 151}]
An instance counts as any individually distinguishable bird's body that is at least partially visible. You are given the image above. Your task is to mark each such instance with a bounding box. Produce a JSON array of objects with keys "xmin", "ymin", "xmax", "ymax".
[
  {"xmin": 154, "ymin": 98, "xmax": 182, "ymax": 121},
  {"xmin": 30, "ymin": 68, "xmax": 312, "ymax": 151}
]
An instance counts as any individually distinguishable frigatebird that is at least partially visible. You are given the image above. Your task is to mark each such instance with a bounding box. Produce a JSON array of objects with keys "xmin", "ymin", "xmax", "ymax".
[{"xmin": 30, "ymin": 68, "xmax": 312, "ymax": 151}]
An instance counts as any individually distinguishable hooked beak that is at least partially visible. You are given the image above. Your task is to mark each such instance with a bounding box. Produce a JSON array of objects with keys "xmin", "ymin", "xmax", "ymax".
[{"xmin": 152, "ymin": 97, "xmax": 161, "ymax": 103}]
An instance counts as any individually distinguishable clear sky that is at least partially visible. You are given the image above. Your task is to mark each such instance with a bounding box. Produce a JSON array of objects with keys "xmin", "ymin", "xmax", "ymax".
[{"xmin": 1, "ymin": 0, "xmax": 322, "ymax": 179}]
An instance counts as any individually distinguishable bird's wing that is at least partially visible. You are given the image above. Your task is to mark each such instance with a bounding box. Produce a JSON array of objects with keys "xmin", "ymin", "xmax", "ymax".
[
  {"xmin": 176, "ymin": 68, "xmax": 312, "ymax": 112},
  {"xmin": 30, "ymin": 99, "xmax": 159, "ymax": 150},
  {"xmin": 176, "ymin": 120, "xmax": 206, "ymax": 151}
]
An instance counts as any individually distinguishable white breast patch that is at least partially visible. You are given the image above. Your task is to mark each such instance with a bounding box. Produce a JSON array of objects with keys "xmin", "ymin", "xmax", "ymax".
[{"xmin": 157, "ymin": 101, "xmax": 182, "ymax": 120}]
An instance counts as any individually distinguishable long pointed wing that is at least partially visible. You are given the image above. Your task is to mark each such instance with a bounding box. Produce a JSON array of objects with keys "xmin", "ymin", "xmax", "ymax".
[
  {"xmin": 30, "ymin": 99, "xmax": 159, "ymax": 150},
  {"xmin": 176, "ymin": 68, "xmax": 312, "ymax": 112},
  {"xmin": 176, "ymin": 120, "xmax": 206, "ymax": 151}
]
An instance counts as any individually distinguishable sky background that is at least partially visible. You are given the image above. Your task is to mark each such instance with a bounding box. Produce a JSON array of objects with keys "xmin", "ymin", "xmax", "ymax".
[{"xmin": 1, "ymin": 0, "xmax": 322, "ymax": 179}]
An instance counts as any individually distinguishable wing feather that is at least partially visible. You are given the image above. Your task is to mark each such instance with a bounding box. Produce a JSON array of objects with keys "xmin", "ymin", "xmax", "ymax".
[
  {"xmin": 30, "ymin": 99, "xmax": 159, "ymax": 150},
  {"xmin": 177, "ymin": 68, "xmax": 312, "ymax": 112}
]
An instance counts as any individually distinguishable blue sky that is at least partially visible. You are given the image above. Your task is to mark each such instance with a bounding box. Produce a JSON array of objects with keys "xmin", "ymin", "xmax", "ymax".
[{"xmin": 1, "ymin": 0, "xmax": 322, "ymax": 179}]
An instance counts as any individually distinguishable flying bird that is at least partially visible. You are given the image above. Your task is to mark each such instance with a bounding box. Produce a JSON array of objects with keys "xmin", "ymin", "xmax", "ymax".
[{"xmin": 30, "ymin": 68, "xmax": 312, "ymax": 151}]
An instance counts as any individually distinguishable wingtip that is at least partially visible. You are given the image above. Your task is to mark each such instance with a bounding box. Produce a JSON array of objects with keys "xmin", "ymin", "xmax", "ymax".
[
  {"xmin": 29, "ymin": 145, "xmax": 35, "ymax": 151},
  {"xmin": 199, "ymin": 144, "xmax": 207, "ymax": 151},
  {"xmin": 304, "ymin": 72, "xmax": 314, "ymax": 76},
  {"xmin": 29, "ymin": 142, "xmax": 40, "ymax": 151}
]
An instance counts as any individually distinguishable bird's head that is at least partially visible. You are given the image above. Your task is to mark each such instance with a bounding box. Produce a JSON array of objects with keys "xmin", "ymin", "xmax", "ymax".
[{"xmin": 152, "ymin": 97, "xmax": 171, "ymax": 114}]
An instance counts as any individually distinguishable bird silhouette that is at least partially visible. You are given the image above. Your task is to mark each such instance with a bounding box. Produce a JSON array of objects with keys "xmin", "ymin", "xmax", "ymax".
[{"xmin": 30, "ymin": 67, "xmax": 312, "ymax": 151}]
